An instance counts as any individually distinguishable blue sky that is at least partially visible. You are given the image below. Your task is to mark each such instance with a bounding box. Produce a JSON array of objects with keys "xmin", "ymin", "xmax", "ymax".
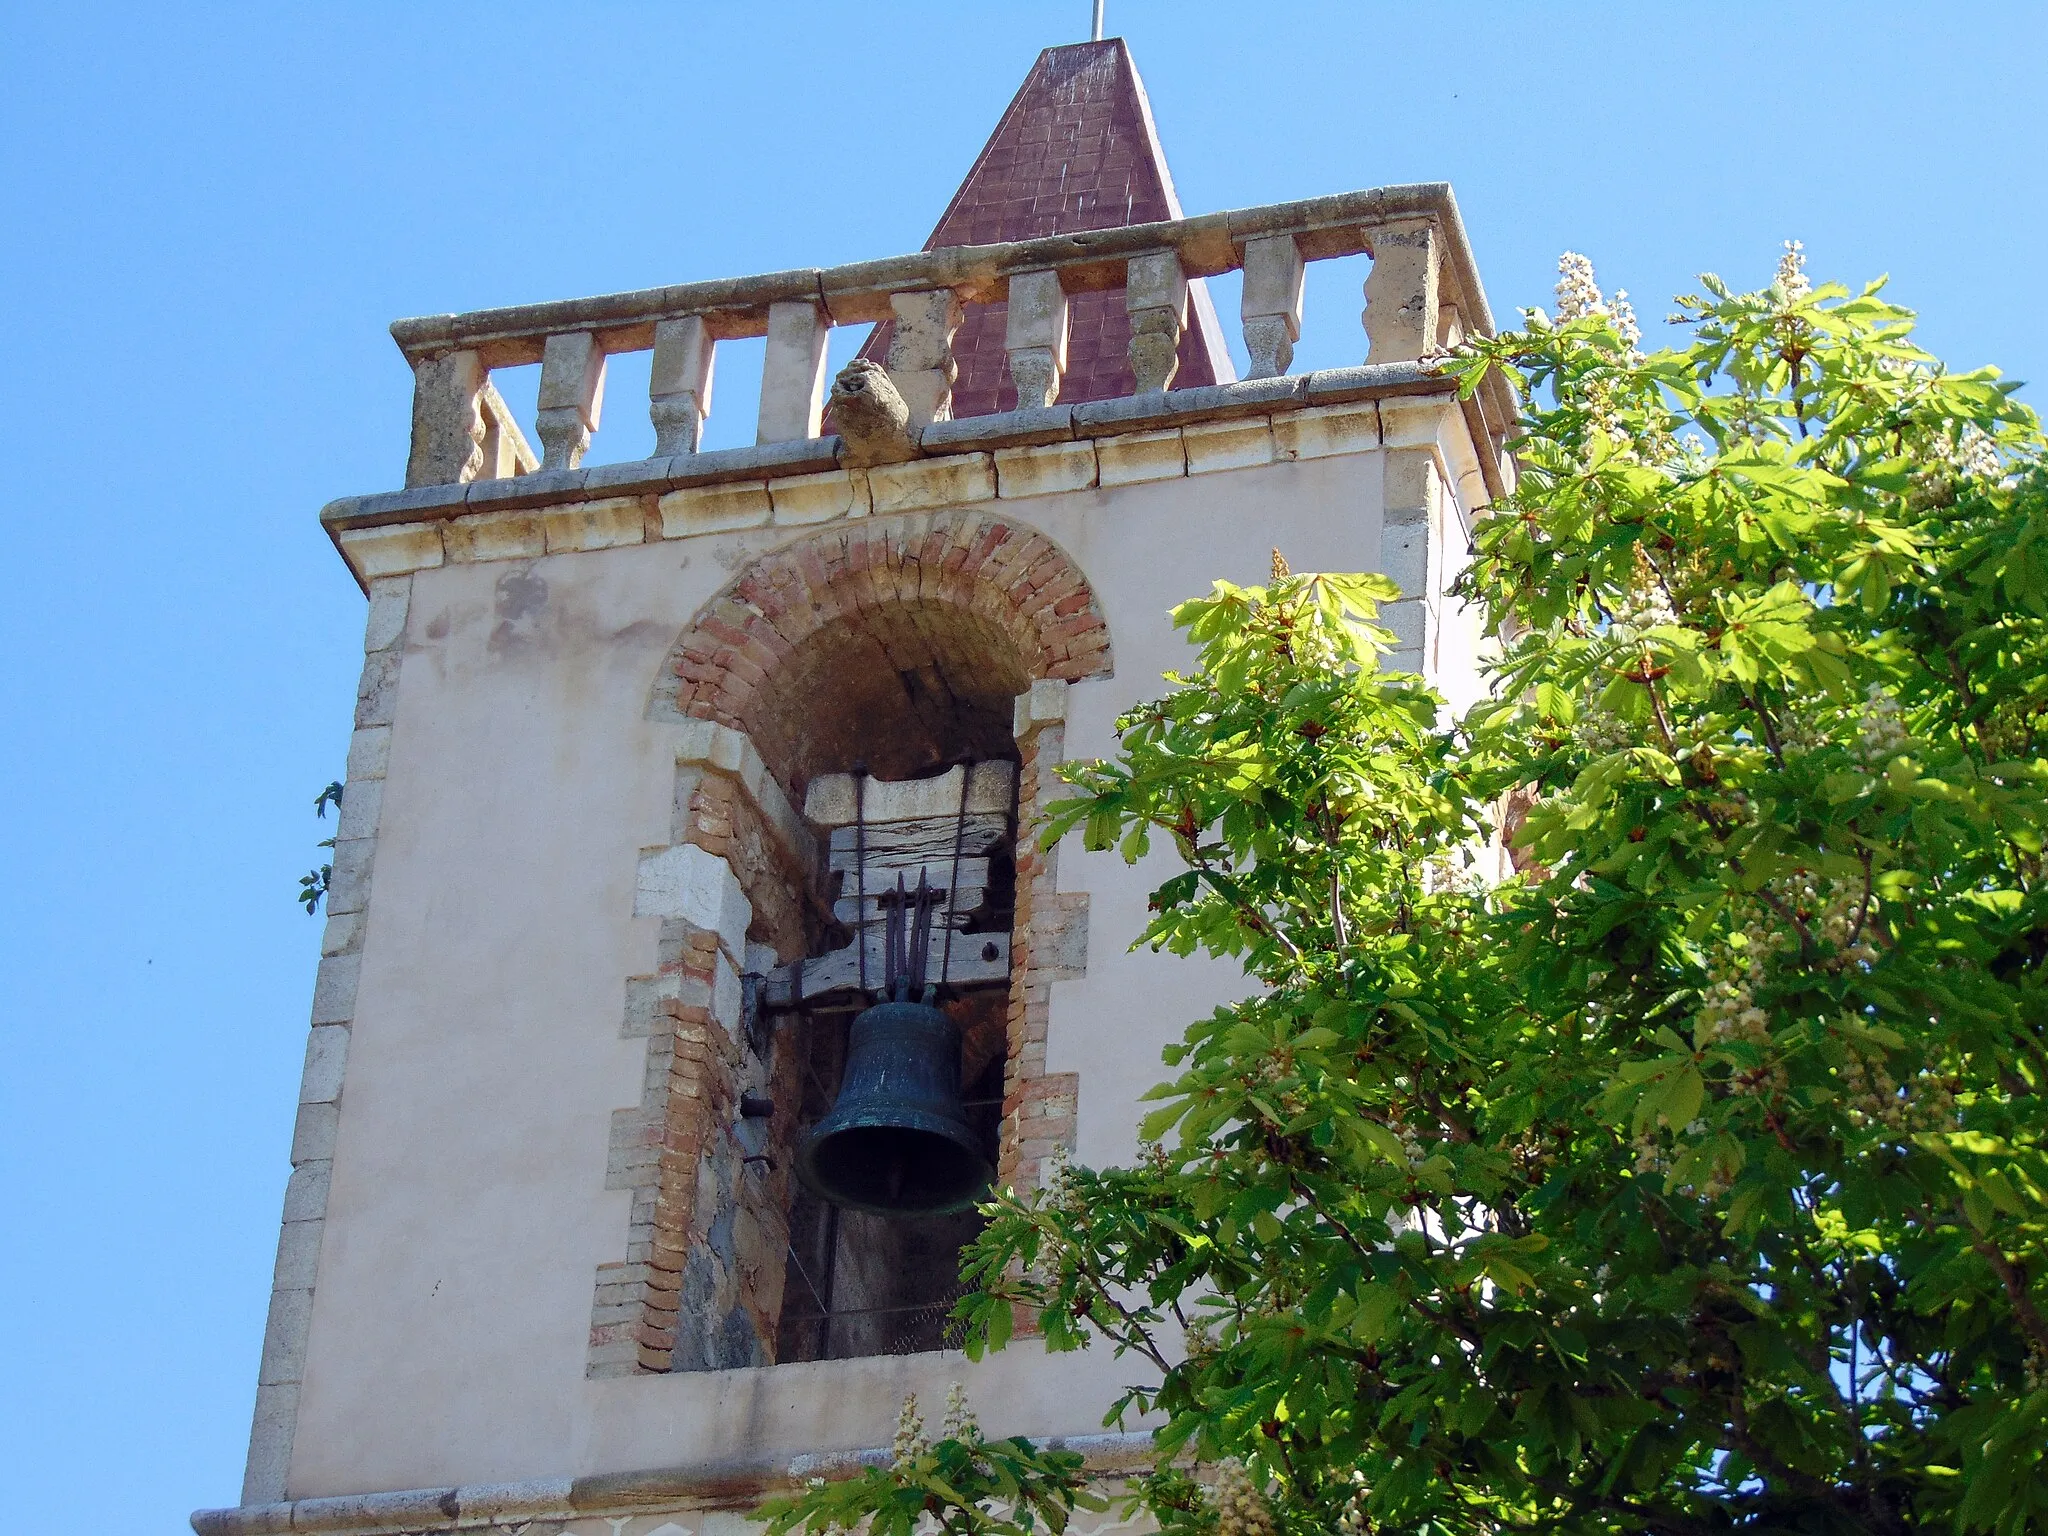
[{"xmin": 1, "ymin": 2, "xmax": 2043, "ymax": 1527}]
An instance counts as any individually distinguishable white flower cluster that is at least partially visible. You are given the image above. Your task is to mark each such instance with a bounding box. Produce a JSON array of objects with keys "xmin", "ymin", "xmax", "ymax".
[
  {"xmin": 1957, "ymin": 423, "xmax": 2003, "ymax": 481},
  {"xmin": 1214, "ymin": 1461, "xmax": 1277, "ymax": 1536},
  {"xmin": 1573, "ymin": 706, "xmax": 1636, "ymax": 755},
  {"xmin": 1632, "ymin": 1128, "xmax": 1669, "ymax": 1177},
  {"xmin": 1776, "ymin": 869, "xmax": 1880, "ymax": 971},
  {"xmin": 942, "ymin": 1381, "xmax": 979, "ymax": 1441},
  {"xmin": 1042, "ymin": 1144, "xmax": 1086, "ymax": 1215},
  {"xmin": 1397, "ymin": 1123, "xmax": 1427, "ymax": 1169},
  {"xmin": 1858, "ymin": 684, "xmax": 1910, "ymax": 764},
  {"xmin": 1552, "ymin": 252, "xmax": 1643, "ymax": 356},
  {"xmin": 1555, "ymin": 251, "xmax": 1603, "ymax": 321},
  {"xmin": 1838, "ymin": 1041, "xmax": 1955, "ymax": 1136},
  {"xmin": 1697, "ymin": 917, "xmax": 1788, "ymax": 1095},
  {"xmin": 1908, "ymin": 422, "xmax": 2005, "ymax": 508},
  {"xmin": 1335, "ymin": 1471, "xmax": 1371, "ymax": 1536},
  {"xmin": 890, "ymin": 1395, "xmax": 929, "ymax": 1470},
  {"xmin": 1609, "ymin": 288, "xmax": 1642, "ymax": 348},
  {"xmin": 1776, "ymin": 240, "xmax": 1810, "ymax": 303},
  {"xmin": 1613, "ymin": 579, "xmax": 1678, "ymax": 633},
  {"xmin": 1510, "ymin": 1129, "xmax": 1556, "ymax": 1180}
]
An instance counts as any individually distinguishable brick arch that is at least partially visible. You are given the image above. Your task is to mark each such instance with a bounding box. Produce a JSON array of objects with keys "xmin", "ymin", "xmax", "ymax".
[{"xmin": 654, "ymin": 509, "xmax": 1113, "ymax": 792}]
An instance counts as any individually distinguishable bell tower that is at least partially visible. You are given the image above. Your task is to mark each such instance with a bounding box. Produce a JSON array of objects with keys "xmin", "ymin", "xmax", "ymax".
[{"xmin": 196, "ymin": 34, "xmax": 1514, "ymax": 1536}]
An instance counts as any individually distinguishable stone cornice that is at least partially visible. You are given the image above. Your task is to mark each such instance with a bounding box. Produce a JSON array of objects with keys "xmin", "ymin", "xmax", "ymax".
[
  {"xmin": 323, "ymin": 365, "xmax": 1512, "ymax": 591},
  {"xmin": 192, "ymin": 1430, "xmax": 1157, "ymax": 1535}
]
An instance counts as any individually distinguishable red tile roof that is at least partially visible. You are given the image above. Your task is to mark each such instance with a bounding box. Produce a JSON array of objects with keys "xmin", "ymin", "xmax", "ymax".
[{"xmin": 861, "ymin": 38, "xmax": 1234, "ymax": 417}]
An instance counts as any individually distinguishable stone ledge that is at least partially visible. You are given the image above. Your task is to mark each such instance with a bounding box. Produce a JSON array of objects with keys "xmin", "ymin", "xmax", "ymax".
[
  {"xmin": 321, "ymin": 367, "xmax": 1468, "ymax": 587},
  {"xmin": 192, "ymin": 1432, "xmax": 1156, "ymax": 1536}
]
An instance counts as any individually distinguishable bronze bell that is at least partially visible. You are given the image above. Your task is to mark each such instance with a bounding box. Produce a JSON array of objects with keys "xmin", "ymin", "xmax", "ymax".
[{"xmin": 795, "ymin": 998, "xmax": 992, "ymax": 1216}]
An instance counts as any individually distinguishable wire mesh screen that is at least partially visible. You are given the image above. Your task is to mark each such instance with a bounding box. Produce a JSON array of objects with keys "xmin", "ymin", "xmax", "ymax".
[{"xmin": 778, "ymin": 1279, "xmax": 971, "ymax": 1361}]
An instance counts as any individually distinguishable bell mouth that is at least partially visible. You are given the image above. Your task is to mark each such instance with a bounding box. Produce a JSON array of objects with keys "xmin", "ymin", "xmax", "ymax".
[{"xmin": 796, "ymin": 1113, "xmax": 992, "ymax": 1217}]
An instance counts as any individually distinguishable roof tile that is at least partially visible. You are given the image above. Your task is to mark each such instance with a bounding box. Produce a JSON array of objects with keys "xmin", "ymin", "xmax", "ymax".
[{"xmin": 860, "ymin": 39, "xmax": 1235, "ymax": 418}]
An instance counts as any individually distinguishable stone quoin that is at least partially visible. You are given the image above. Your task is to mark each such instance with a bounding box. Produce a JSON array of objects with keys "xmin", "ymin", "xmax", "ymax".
[{"xmin": 198, "ymin": 33, "xmax": 1515, "ymax": 1536}]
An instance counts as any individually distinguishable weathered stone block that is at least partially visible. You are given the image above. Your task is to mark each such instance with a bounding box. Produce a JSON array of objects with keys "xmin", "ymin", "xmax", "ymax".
[
  {"xmin": 886, "ymin": 287, "xmax": 964, "ymax": 428},
  {"xmin": 995, "ymin": 440, "xmax": 1097, "ymax": 499},
  {"xmin": 281, "ymin": 1160, "xmax": 331, "ymax": 1223},
  {"xmin": 866, "ymin": 454, "xmax": 995, "ymax": 515},
  {"xmin": 770, "ymin": 468, "xmax": 869, "ymax": 525},
  {"xmin": 1182, "ymin": 417, "xmax": 1275, "ymax": 475},
  {"xmin": 1364, "ymin": 224, "xmax": 1440, "ymax": 365},
  {"xmin": 658, "ymin": 483, "xmax": 772, "ymax": 536},
  {"xmin": 310, "ymin": 953, "xmax": 361, "ymax": 1026},
  {"xmin": 240, "ymin": 1381, "xmax": 299, "ymax": 1505},
  {"xmin": 353, "ymin": 648, "xmax": 400, "ymax": 729},
  {"xmin": 443, "ymin": 509, "xmax": 546, "ymax": 563},
  {"xmin": 1005, "ymin": 269, "xmax": 1070, "ymax": 408},
  {"xmin": 325, "ymin": 837, "xmax": 374, "ymax": 916},
  {"xmin": 1240, "ymin": 233, "xmax": 1306, "ymax": 379},
  {"xmin": 804, "ymin": 761, "xmax": 1017, "ymax": 827},
  {"xmin": 757, "ymin": 299, "xmax": 830, "ymax": 444},
  {"xmin": 257, "ymin": 1286, "xmax": 313, "ymax": 1384},
  {"xmin": 1380, "ymin": 519, "xmax": 1429, "ymax": 599},
  {"xmin": 830, "ymin": 360, "xmax": 919, "ymax": 466},
  {"xmin": 1384, "ymin": 447, "xmax": 1440, "ymax": 523},
  {"xmin": 536, "ymin": 330, "xmax": 608, "ymax": 471},
  {"xmin": 634, "ymin": 844, "xmax": 752, "ymax": 964},
  {"xmin": 650, "ymin": 315, "xmax": 715, "ymax": 455},
  {"xmin": 334, "ymin": 777, "xmax": 382, "ymax": 841},
  {"xmin": 344, "ymin": 725, "xmax": 391, "ymax": 783},
  {"xmin": 405, "ymin": 349, "xmax": 484, "ymax": 488},
  {"xmin": 319, "ymin": 907, "xmax": 363, "ymax": 958},
  {"xmin": 363, "ymin": 578, "xmax": 410, "ymax": 653},
  {"xmin": 1273, "ymin": 403, "xmax": 1381, "ymax": 461},
  {"xmin": 1013, "ymin": 677, "xmax": 1069, "ymax": 740},
  {"xmin": 1096, "ymin": 428, "xmax": 1186, "ymax": 486},
  {"xmin": 1380, "ymin": 595, "xmax": 1431, "ymax": 652},
  {"xmin": 273, "ymin": 1218, "xmax": 325, "ymax": 1289},
  {"xmin": 1378, "ymin": 395, "xmax": 1447, "ymax": 449},
  {"xmin": 340, "ymin": 524, "xmax": 443, "ymax": 579},
  {"xmin": 542, "ymin": 496, "xmax": 649, "ymax": 553},
  {"xmin": 673, "ymin": 717, "xmax": 748, "ymax": 776},
  {"xmin": 300, "ymin": 1023, "xmax": 351, "ymax": 1103}
]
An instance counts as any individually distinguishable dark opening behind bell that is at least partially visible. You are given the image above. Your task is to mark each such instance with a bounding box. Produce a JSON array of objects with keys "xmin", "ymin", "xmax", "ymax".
[{"xmin": 794, "ymin": 996, "xmax": 991, "ymax": 1216}]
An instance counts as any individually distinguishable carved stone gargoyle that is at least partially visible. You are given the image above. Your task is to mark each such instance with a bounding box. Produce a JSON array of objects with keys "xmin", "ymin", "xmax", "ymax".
[{"xmin": 828, "ymin": 359, "xmax": 921, "ymax": 467}]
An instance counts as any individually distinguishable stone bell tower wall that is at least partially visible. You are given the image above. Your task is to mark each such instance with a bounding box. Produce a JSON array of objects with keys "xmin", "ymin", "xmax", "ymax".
[
  {"xmin": 247, "ymin": 387, "xmax": 1499, "ymax": 1515},
  {"xmin": 201, "ymin": 170, "xmax": 1520, "ymax": 1536}
]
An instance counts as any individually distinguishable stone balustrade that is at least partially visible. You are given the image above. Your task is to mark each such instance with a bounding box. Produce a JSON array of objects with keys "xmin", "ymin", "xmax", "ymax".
[{"xmin": 391, "ymin": 183, "xmax": 1510, "ymax": 489}]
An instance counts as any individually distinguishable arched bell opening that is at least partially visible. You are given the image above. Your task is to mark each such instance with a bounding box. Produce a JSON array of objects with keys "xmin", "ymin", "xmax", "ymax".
[
  {"xmin": 616, "ymin": 512, "xmax": 1113, "ymax": 1377},
  {"xmin": 752, "ymin": 599, "xmax": 1027, "ymax": 1363}
]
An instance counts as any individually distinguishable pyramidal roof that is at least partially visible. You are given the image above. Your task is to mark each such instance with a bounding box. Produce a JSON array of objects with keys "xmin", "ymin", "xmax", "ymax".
[{"xmin": 864, "ymin": 38, "xmax": 1235, "ymax": 417}]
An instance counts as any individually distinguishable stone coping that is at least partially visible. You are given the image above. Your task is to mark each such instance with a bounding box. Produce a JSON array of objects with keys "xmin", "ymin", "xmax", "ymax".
[
  {"xmin": 191, "ymin": 1430, "xmax": 1156, "ymax": 1535},
  {"xmin": 388, "ymin": 182, "xmax": 1491, "ymax": 365},
  {"xmin": 323, "ymin": 364, "xmax": 1511, "ymax": 589}
]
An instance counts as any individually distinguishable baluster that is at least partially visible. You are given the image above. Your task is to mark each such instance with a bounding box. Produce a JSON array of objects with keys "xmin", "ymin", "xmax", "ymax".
[
  {"xmin": 536, "ymin": 331, "xmax": 607, "ymax": 471},
  {"xmin": 650, "ymin": 316, "xmax": 715, "ymax": 456},
  {"xmin": 1362, "ymin": 225, "xmax": 1439, "ymax": 365},
  {"xmin": 885, "ymin": 289, "xmax": 964, "ymax": 428},
  {"xmin": 1004, "ymin": 269, "xmax": 1069, "ymax": 410},
  {"xmin": 404, "ymin": 349, "xmax": 485, "ymax": 487},
  {"xmin": 757, "ymin": 300, "xmax": 830, "ymax": 444},
  {"xmin": 477, "ymin": 378, "xmax": 539, "ymax": 478},
  {"xmin": 1239, "ymin": 234, "xmax": 1305, "ymax": 380},
  {"xmin": 1124, "ymin": 251, "xmax": 1187, "ymax": 394}
]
